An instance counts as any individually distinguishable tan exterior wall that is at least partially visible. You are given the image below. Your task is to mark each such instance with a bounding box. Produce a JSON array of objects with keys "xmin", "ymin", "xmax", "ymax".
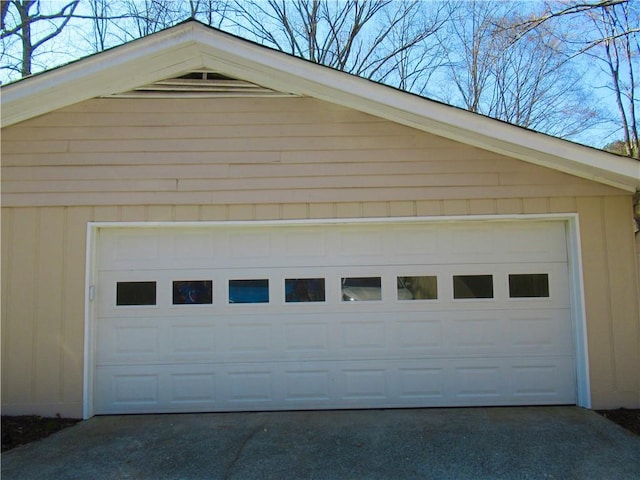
[
  {"xmin": 2, "ymin": 97, "xmax": 638, "ymax": 417},
  {"xmin": 2, "ymin": 97, "xmax": 625, "ymax": 207}
]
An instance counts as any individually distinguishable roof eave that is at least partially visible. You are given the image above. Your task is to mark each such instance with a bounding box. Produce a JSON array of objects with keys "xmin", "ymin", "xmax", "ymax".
[
  {"xmin": 1, "ymin": 22, "xmax": 204, "ymax": 126},
  {"xmin": 194, "ymin": 27, "xmax": 639, "ymax": 192}
]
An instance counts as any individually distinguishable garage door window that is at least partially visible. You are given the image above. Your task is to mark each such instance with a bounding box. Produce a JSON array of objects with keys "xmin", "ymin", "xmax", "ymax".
[
  {"xmin": 229, "ymin": 279, "xmax": 269, "ymax": 304},
  {"xmin": 398, "ymin": 276, "xmax": 437, "ymax": 300},
  {"xmin": 116, "ymin": 281, "xmax": 156, "ymax": 306},
  {"xmin": 173, "ymin": 280, "xmax": 213, "ymax": 304},
  {"xmin": 285, "ymin": 278, "xmax": 325, "ymax": 302},
  {"xmin": 509, "ymin": 274, "xmax": 549, "ymax": 298},
  {"xmin": 453, "ymin": 275, "xmax": 493, "ymax": 299},
  {"xmin": 342, "ymin": 277, "xmax": 382, "ymax": 301}
]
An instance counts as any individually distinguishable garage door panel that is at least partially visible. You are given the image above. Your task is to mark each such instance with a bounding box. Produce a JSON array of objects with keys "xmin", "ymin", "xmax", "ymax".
[
  {"xmin": 280, "ymin": 230, "xmax": 327, "ymax": 258},
  {"xmin": 448, "ymin": 316, "xmax": 503, "ymax": 350},
  {"xmin": 94, "ymin": 220, "xmax": 577, "ymax": 414},
  {"xmin": 448, "ymin": 224, "xmax": 496, "ymax": 256},
  {"xmin": 98, "ymin": 231, "xmax": 161, "ymax": 266},
  {"xmin": 169, "ymin": 231, "xmax": 217, "ymax": 263},
  {"xmin": 337, "ymin": 229, "xmax": 385, "ymax": 258},
  {"xmin": 95, "ymin": 367, "xmax": 161, "ymax": 413},
  {"xmin": 391, "ymin": 227, "xmax": 439, "ymax": 257},
  {"xmin": 395, "ymin": 366, "xmax": 446, "ymax": 400},
  {"xmin": 339, "ymin": 368, "xmax": 388, "ymax": 400},
  {"xmin": 97, "ymin": 310, "xmax": 573, "ymax": 363},
  {"xmin": 96, "ymin": 358, "xmax": 576, "ymax": 414},
  {"xmin": 449, "ymin": 357, "xmax": 576, "ymax": 405},
  {"xmin": 169, "ymin": 371, "xmax": 217, "ymax": 405},
  {"xmin": 227, "ymin": 323, "xmax": 273, "ymax": 354},
  {"xmin": 98, "ymin": 317, "xmax": 220, "ymax": 364},
  {"xmin": 442, "ymin": 310, "xmax": 572, "ymax": 356},
  {"xmin": 227, "ymin": 369, "xmax": 275, "ymax": 404},
  {"xmin": 284, "ymin": 322, "xmax": 330, "ymax": 353},
  {"xmin": 510, "ymin": 358, "xmax": 575, "ymax": 401},
  {"xmin": 340, "ymin": 321, "xmax": 386, "ymax": 350},
  {"xmin": 229, "ymin": 232, "xmax": 272, "ymax": 260},
  {"xmin": 395, "ymin": 319, "xmax": 444, "ymax": 350},
  {"xmin": 96, "ymin": 365, "xmax": 222, "ymax": 414},
  {"xmin": 283, "ymin": 369, "xmax": 332, "ymax": 402},
  {"xmin": 96, "ymin": 321, "xmax": 161, "ymax": 363},
  {"xmin": 498, "ymin": 222, "xmax": 567, "ymax": 260},
  {"xmin": 170, "ymin": 325, "xmax": 217, "ymax": 354},
  {"xmin": 452, "ymin": 364, "xmax": 504, "ymax": 400},
  {"xmin": 508, "ymin": 309, "xmax": 573, "ymax": 354}
]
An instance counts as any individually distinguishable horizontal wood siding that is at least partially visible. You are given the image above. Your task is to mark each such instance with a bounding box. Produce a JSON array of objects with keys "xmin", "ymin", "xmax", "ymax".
[{"xmin": 1, "ymin": 97, "xmax": 624, "ymax": 208}]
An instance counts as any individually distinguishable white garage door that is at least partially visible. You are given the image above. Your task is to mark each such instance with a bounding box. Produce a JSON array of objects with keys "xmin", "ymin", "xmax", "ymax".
[{"xmin": 92, "ymin": 220, "xmax": 576, "ymax": 414}]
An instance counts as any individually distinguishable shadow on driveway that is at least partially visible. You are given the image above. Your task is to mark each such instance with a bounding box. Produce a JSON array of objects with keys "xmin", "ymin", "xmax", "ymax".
[{"xmin": 2, "ymin": 407, "xmax": 639, "ymax": 479}]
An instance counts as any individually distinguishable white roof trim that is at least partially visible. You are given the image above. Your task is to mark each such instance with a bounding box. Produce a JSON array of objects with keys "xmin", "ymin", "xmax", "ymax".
[{"xmin": 2, "ymin": 21, "xmax": 639, "ymax": 192}]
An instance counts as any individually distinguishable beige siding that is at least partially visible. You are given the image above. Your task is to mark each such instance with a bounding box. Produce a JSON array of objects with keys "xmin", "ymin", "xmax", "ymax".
[
  {"xmin": 637, "ymin": 230, "xmax": 640, "ymax": 314},
  {"xmin": 1, "ymin": 96, "xmax": 638, "ymax": 416},
  {"xmin": 577, "ymin": 197, "xmax": 640, "ymax": 408},
  {"xmin": 1, "ymin": 97, "xmax": 624, "ymax": 208}
]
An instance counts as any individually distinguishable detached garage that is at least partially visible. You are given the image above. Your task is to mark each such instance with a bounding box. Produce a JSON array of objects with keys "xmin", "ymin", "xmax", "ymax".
[{"xmin": 2, "ymin": 21, "xmax": 639, "ymax": 419}]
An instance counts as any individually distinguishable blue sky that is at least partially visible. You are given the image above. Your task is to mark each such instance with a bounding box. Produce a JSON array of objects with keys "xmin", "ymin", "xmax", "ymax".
[{"xmin": 1, "ymin": 0, "xmax": 637, "ymax": 150}]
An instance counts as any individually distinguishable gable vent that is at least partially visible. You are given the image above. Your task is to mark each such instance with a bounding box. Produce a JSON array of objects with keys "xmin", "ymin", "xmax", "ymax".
[{"xmin": 107, "ymin": 71, "xmax": 298, "ymax": 98}]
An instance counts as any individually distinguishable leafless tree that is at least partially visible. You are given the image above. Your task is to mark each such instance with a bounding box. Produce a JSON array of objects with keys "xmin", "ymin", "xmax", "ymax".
[
  {"xmin": 361, "ymin": 1, "xmax": 448, "ymax": 91},
  {"xmin": 226, "ymin": 0, "xmax": 447, "ymax": 86},
  {"xmin": 0, "ymin": 0, "xmax": 79, "ymax": 77},
  {"xmin": 437, "ymin": 1, "xmax": 597, "ymax": 139},
  {"xmin": 1, "ymin": 1, "xmax": 11, "ymax": 30},
  {"xmin": 111, "ymin": 0, "xmax": 183, "ymax": 40},
  {"xmin": 585, "ymin": 2, "xmax": 638, "ymax": 157},
  {"xmin": 103, "ymin": 0, "xmax": 235, "ymax": 44},
  {"xmin": 187, "ymin": 0, "xmax": 232, "ymax": 28},
  {"xmin": 438, "ymin": 1, "xmax": 499, "ymax": 113},
  {"xmin": 84, "ymin": 0, "xmax": 111, "ymax": 52},
  {"xmin": 497, "ymin": 0, "xmax": 638, "ymax": 153},
  {"xmin": 492, "ymin": 24, "xmax": 597, "ymax": 138},
  {"xmin": 505, "ymin": 0, "xmax": 637, "ymax": 43}
]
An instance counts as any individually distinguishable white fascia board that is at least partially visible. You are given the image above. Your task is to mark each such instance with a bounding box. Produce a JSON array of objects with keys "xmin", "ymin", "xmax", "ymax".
[{"xmin": 1, "ymin": 23, "xmax": 203, "ymax": 127}]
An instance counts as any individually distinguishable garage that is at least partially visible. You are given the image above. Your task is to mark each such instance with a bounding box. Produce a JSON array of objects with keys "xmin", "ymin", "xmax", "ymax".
[{"xmin": 90, "ymin": 218, "xmax": 577, "ymax": 414}]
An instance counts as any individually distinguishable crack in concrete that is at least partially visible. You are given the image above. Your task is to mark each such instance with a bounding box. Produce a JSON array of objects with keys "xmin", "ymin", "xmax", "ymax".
[{"xmin": 223, "ymin": 424, "xmax": 265, "ymax": 480}]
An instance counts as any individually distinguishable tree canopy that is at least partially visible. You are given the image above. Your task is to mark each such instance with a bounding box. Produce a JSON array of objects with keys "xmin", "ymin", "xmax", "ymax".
[{"xmin": 1, "ymin": 0, "xmax": 638, "ymax": 156}]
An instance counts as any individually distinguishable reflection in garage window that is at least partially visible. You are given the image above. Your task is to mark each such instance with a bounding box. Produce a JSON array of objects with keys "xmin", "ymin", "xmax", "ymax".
[
  {"xmin": 509, "ymin": 274, "xmax": 549, "ymax": 298},
  {"xmin": 173, "ymin": 280, "xmax": 213, "ymax": 304},
  {"xmin": 453, "ymin": 275, "xmax": 494, "ymax": 299},
  {"xmin": 398, "ymin": 276, "xmax": 437, "ymax": 300},
  {"xmin": 229, "ymin": 279, "xmax": 269, "ymax": 303},
  {"xmin": 116, "ymin": 281, "xmax": 156, "ymax": 306},
  {"xmin": 285, "ymin": 278, "xmax": 325, "ymax": 302},
  {"xmin": 342, "ymin": 277, "xmax": 381, "ymax": 301}
]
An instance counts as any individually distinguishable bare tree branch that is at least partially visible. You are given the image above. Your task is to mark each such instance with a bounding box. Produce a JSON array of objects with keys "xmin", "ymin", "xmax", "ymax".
[
  {"xmin": 1, "ymin": 0, "xmax": 10, "ymax": 30},
  {"xmin": 1, "ymin": 0, "xmax": 80, "ymax": 76},
  {"xmin": 502, "ymin": 0, "xmax": 629, "ymax": 44}
]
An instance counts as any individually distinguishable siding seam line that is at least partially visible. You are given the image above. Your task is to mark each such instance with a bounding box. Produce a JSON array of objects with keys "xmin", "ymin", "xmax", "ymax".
[
  {"xmin": 31, "ymin": 209, "xmax": 40, "ymax": 401},
  {"xmin": 602, "ymin": 197, "xmax": 617, "ymax": 389}
]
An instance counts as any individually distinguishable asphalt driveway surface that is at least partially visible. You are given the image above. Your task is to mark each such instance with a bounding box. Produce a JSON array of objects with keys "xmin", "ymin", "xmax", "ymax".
[{"xmin": 2, "ymin": 407, "xmax": 639, "ymax": 480}]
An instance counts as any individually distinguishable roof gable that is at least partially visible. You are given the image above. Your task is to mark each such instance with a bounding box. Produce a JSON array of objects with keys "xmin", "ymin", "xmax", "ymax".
[{"xmin": 1, "ymin": 20, "xmax": 638, "ymax": 192}]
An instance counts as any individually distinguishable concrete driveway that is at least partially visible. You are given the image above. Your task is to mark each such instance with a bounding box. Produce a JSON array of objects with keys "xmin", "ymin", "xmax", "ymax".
[{"xmin": 2, "ymin": 407, "xmax": 639, "ymax": 479}]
